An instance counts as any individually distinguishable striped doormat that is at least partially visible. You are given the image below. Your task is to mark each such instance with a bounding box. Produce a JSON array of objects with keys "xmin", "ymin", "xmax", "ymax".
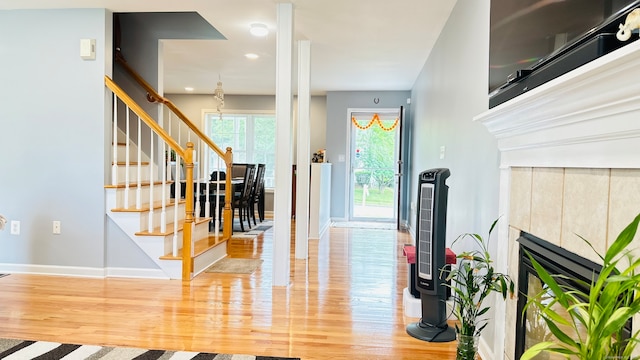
[{"xmin": 0, "ymin": 338, "xmax": 300, "ymax": 360}]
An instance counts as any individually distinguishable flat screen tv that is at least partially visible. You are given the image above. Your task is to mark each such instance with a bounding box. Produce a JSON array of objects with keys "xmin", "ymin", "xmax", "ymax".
[{"xmin": 489, "ymin": 0, "xmax": 640, "ymax": 108}]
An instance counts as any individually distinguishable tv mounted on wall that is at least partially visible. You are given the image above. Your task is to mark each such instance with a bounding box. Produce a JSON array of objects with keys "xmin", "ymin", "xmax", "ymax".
[{"xmin": 489, "ymin": 0, "xmax": 640, "ymax": 108}]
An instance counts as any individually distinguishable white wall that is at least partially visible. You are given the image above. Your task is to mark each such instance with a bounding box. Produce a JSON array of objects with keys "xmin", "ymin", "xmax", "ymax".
[
  {"xmin": 167, "ymin": 93, "xmax": 328, "ymax": 213},
  {"xmin": 167, "ymin": 94, "xmax": 327, "ymax": 157},
  {"xmin": 409, "ymin": 0, "xmax": 502, "ymax": 356},
  {"xmin": 0, "ymin": 9, "xmax": 114, "ymax": 272}
]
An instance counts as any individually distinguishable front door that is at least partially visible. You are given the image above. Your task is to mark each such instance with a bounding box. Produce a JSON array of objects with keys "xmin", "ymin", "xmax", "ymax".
[{"xmin": 348, "ymin": 109, "xmax": 401, "ymax": 223}]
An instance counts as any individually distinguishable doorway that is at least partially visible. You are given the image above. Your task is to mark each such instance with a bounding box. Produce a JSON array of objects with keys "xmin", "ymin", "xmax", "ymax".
[{"xmin": 348, "ymin": 109, "xmax": 401, "ymax": 223}]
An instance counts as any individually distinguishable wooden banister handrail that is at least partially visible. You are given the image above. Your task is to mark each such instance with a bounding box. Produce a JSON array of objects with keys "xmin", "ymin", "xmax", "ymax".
[
  {"xmin": 113, "ymin": 54, "xmax": 233, "ymax": 244},
  {"xmin": 105, "ymin": 75, "xmax": 196, "ymax": 280},
  {"xmin": 115, "ymin": 55, "xmax": 228, "ymax": 160},
  {"xmin": 107, "ymin": 62, "xmax": 235, "ymax": 279},
  {"xmin": 105, "ymin": 76, "xmax": 185, "ymax": 159}
]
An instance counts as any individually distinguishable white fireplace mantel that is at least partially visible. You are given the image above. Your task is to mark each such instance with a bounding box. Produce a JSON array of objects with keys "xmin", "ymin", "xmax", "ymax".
[
  {"xmin": 474, "ymin": 39, "xmax": 640, "ymax": 169},
  {"xmin": 473, "ymin": 38, "xmax": 640, "ymax": 360}
]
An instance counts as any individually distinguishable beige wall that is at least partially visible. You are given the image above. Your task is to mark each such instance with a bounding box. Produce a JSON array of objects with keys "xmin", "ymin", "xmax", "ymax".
[{"xmin": 504, "ymin": 167, "xmax": 640, "ymax": 359}]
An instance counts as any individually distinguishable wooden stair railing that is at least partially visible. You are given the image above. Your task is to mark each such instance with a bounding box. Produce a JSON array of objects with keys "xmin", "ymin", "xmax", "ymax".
[
  {"xmin": 105, "ymin": 75, "xmax": 197, "ymax": 281},
  {"xmin": 114, "ymin": 53, "xmax": 234, "ymax": 240}
]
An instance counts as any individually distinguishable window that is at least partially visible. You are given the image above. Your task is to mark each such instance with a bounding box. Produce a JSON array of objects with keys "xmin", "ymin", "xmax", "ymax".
[{"xmin": 204, "ymin": 112, "xmax": 276, "ymax": 188}]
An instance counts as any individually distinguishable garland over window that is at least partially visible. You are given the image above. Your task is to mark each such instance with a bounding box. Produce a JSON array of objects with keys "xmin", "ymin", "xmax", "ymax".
[{"xmin": 351, "ymin": 113, "xmax": 399, "ymax": 131}]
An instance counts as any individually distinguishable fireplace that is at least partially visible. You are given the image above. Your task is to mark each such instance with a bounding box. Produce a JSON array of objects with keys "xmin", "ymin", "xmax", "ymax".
[
  {"xmin": 512, "ymin": 231, "xmax": 635, "ymax": 359},
  {"xmin": 474, "ymin": 39, "xmax": 640, "ymax": 360}
]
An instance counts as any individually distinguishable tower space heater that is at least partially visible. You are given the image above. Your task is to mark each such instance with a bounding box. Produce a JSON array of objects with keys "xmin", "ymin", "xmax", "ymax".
[{"xmin": 406, "ymin": 168, "xmax": 456, "ymax": 342}]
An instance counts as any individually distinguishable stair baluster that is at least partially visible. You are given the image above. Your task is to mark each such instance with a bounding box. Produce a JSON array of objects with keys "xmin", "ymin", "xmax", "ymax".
[
  {"xmin": 148, "ymin": 132, "xmax": 155, "ymax": 232},
  {"xmin": 112, "ymin": 93, "xmax": 118, "ymax": 186},
  {"xmin": 124, "ymin": 108, "xmax": 131, "ymax": 209},
  {"xmin": 136, "ymin": 115, "xmax": 142, "ymax": 210}
]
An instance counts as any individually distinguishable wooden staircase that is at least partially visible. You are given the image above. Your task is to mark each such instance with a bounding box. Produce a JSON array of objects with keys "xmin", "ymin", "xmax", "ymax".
[
  {"xmin": 105, "ymin": 140, "xmax": 228, "ymax": 280},
  {"xmin": 104, "ymin": 70, "xmax": 234, "ymax": 281}
]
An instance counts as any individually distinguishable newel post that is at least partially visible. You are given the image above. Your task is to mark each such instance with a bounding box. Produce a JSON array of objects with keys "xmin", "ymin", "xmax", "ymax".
[
  {"xmin": 222, "ymin": 146, "xmax": 234, "ymax": 239},
  {"xmin": 182, "ymin": 142, "xmax": 195, "ymax": 281}
]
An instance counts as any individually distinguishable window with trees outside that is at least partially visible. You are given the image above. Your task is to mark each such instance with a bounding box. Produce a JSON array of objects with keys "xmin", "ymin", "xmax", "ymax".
[{"xmin": 204, "ymin": 112, "xmax": 276, "ymax": 188}]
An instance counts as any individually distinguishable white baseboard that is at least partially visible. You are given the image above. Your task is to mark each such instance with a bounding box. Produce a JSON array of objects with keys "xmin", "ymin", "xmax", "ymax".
[
  {"xmin": 0, "ymin": 263, "xmax": 169, "ymax": 280},
  {"xmin": 0, "ymin": 263, "xmax": 105, "ymax": 278}
]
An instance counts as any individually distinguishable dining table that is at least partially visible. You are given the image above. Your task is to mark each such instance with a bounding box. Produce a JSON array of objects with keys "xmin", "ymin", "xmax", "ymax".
[{"xmin": 194, "ymin": 178, "xmax": 245, "ymax": 231}]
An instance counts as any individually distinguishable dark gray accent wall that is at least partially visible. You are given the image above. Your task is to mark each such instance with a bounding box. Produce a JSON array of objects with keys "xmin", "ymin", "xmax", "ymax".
[{"xmin": 325, "ymin": 91, "xmax": 411, "ymax": 222}]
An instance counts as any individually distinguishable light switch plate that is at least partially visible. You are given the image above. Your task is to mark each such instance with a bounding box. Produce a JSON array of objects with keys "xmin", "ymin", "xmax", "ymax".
[{"xmin": 80, "ymin": 39, "xmax": 96, "ymax": 60}]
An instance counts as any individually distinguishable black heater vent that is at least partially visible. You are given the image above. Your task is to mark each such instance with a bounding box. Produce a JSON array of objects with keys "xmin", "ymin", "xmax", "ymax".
[
  {"xmin": 406, "ymin": 168, "xmax": 456, "ymax": 343},
  {"xmin": 418, "ymin": 183, "xmax": 434, "ymax": 286}
]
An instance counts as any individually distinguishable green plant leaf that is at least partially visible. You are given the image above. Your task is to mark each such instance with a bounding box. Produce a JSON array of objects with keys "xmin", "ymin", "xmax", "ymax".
[
  {"xmin": 528, "ymin": 252, "xmax": 570, "ymax": 308},
  {"xmin": 541, "ymin": 315, "xmax": 578, "ymax": 348},
  {"xmin": 488, "ymin": 216, "xmax": 500, "ymax": 236},
  {"xmin": 520, "ymin": 341, "xmax": 556, "ymax": 360},
  {"xmin": 523, "ymin": 212, "xmax": 640, "ymax": 359},
  {"xmin": 601, "ymin": 307, "xmax": 635, "ymax": 337},
  {"xmin": 605, "ymin": 213, "xmax": 640, "ymax": 263}
]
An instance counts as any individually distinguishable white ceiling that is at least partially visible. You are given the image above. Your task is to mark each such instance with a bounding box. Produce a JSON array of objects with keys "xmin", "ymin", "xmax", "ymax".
[{"xmin": 0, "ymin": 0, "xmax": 457, "ymax": 95}]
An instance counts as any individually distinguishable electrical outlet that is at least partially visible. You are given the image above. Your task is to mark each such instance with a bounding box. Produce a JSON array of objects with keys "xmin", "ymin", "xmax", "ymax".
[
  {"xmin": 10, "ymin": 220, "xmax": 20, "ymax": 235},
  {"xmin": 439, "ymin": 145, "xmax": 446, "ymax": 159},
  {"xmin": 53, "ymin": 221, "xmax": 61, "ymax": 235}
]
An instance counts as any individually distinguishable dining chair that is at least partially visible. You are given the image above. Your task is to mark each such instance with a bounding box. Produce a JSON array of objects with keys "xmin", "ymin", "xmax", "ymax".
[
  {"xmin": 232, "ymin": 164, "xmax": 256, "ymax": 231},
  {"xmin": 215, "ymin": 164, "xmax": 255, "ymax": 232},
  {"xmin": 200, "ymin": 170, "xmax": 226, "ymax": 230},
  {"xmin": 231, "ymin": 163, "xmax": 248, "ymax": 179},
  {"xmin": 250, "ymin": 164, "xmax": 266, "ymax": 225}
]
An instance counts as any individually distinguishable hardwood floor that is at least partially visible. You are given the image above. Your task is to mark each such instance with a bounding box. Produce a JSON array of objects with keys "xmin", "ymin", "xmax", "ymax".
[{"xmin": 0, "ymin": 223, "xmax": 458, "ymax": 359}]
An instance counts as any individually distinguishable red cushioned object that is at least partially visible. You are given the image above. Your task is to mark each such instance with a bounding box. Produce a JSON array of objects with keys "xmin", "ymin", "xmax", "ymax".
[
  {"xmin": 404, "ymin": 245, "xmax": 456, "ymax": 264},
  {"xmin": 446, "ymin": 248, "xmax": 456, "ymax": 264},
  {"xmin": 403, "ymin": 245, "xmax": 416, "ymax": 264}
]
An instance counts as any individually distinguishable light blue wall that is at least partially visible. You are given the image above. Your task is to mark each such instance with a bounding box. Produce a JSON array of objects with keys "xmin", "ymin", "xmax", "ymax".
[
  {"xmin": 408, "ymin": 0, "xmax": 501, "ymax": 352},
  {"xmin": 410, "ymin": 0, "xmax": 496, "ymax": 241},
  {"xmin": 325, "ymin": 91, "xmax": 411, "ymax": 221},
  {"xmin": 0, "ymin": 9, "xmax": 114, "ymax": 269}
]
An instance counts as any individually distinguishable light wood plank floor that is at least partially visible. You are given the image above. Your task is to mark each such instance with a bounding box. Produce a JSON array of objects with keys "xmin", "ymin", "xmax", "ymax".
[{"xmin": 0, "ymin": 223, "xmax": 458, "ymax": 359}]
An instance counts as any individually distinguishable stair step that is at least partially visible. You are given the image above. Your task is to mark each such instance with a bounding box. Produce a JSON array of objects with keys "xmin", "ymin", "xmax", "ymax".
[
  {"xmin": 135, "ymin": 217, "xmax": 211, "ymax": 236},
  {"xmin": 160, "ymin": 235, "xmax": 228, "ymax": 260},
  {"xmin": 113, "ymin": 161, "xmax": 151, "ymax": 166},
  {"xmin": 105, "ymin": 180, "xmax": 172, "ymax": 189},
  {"xmin": 110, "ymin": 198, "xmax": 185, "ymax": 212}
]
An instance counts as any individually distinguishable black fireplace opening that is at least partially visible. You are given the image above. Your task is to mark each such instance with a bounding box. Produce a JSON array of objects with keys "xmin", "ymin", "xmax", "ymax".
[{"xmin": 514, "ymin": 231, "xmax": 632, "ymax": 359}]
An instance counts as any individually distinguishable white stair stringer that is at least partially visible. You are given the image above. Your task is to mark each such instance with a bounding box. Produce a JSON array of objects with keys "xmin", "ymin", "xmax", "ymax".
[{"xmin": 105, "ymin": 188, "xmax": 227, "ymax": 280}]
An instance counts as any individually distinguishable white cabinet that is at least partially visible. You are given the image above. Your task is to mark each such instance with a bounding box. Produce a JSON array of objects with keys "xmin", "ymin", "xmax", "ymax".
[{"xmin": 309, "ymin": 163, "xmax": 331, "ymax": 239}]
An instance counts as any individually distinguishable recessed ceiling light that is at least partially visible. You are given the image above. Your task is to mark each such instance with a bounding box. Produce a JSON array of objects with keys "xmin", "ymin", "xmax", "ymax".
[
  {"xmin": 245, "ymin": 53, "xmax": 259, "ymax": 60},
  {"xmin": 249, "ymin": 23, "xmax": 268, "ymax": 37},
  {"xmin": 185, "ymin": 87, "xmax": 194, "ymax": 92}
]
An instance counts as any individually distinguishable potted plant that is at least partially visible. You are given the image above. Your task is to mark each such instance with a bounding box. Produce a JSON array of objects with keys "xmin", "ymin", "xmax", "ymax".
[
  {"xmin": 446, "ymin": 218, "xmax": 515, "ymax": 360},
  {"xmin": 521, "ymin": 213, "xmax": 640, "ymax": 360}
]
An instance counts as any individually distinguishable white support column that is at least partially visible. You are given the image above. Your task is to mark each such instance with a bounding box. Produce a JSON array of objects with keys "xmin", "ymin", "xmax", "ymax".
[
  {"xmin": 273, "ymin": 2, "xmax": 294, "ymax": 286},
  {"xmin": 295, "ymin": 40, "xmax": 311, "ymax": 259}
]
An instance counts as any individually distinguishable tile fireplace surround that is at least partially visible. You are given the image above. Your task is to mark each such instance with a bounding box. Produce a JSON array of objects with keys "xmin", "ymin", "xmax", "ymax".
[{"xmin": 474, "ymin": 40, "xmax": 640, "ymax": 360}]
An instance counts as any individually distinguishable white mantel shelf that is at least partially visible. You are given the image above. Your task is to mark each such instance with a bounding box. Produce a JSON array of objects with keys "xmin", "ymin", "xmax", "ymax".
[{"xmin": 474, "ymin": 39, "xmax": 640, "ymax": 169}]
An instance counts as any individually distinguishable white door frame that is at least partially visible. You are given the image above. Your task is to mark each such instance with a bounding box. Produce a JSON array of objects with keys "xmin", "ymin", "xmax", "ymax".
[{"xmin": 345, "ymin": 107, "xmax": 401, "ymax": 222}]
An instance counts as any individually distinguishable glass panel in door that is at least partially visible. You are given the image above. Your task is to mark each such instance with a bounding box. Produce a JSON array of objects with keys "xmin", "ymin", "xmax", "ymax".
[{"xmin": 350, "ymin": 111, "xmax": 400, "ymax": 221}]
